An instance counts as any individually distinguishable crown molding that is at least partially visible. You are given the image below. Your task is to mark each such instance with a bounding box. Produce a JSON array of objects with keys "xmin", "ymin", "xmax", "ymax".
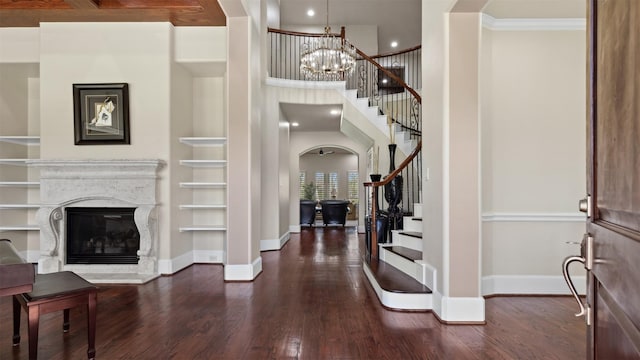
[{"xmin": 482, "ymin": 14, "xmax": 586, "ymax": 31}]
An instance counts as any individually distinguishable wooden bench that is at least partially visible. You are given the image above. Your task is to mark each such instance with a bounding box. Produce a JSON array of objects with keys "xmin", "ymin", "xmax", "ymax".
[
  {"xmin": 13, "ymin": 271, "xmax": 98, "ymax": 360},
  {"xmin": 0, "ymin": 238, "xmax": 98, "ymax": 360}
]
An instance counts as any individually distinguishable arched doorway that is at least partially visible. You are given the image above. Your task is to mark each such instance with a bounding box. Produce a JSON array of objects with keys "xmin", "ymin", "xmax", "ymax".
[{"xmin": 298, "ymin": 145, "xmax": 360, "ymax": 227}]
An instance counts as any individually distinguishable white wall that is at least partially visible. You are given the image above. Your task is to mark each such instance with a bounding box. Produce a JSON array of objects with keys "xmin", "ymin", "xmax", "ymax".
[
  {"xmin": 0, "ymin": 23, "xmax": 228, "ymax": 273},
  {"xmin": 481, "ymin": 28, "xmax": 587, "ymax": 295}
]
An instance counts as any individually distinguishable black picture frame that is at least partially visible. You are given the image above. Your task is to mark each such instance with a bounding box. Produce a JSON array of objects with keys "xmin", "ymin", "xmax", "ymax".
[{"xmin": 73, "ymin": 83, "xmax": 130, "ymax": 145}]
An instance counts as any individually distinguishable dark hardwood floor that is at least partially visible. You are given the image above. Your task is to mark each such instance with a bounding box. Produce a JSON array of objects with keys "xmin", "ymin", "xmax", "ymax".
[{"xmin": 1, "ymin": 227, "xmax": 586, "ymax": 359}]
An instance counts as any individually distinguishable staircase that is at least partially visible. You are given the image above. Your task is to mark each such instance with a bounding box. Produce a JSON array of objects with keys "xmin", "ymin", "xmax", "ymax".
[
  {"xmin": 267, "ymin": 27, "xmax": 429, "ymax": 311},
  {"xmin": 363, "ymin": 203, "xmax": 433, "ymax": 311}
]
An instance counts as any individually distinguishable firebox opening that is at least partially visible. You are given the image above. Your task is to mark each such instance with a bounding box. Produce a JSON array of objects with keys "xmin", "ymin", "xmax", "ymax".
[{"xmin": 66, "ymin": 207, "xmax": 140, "ymax": 265}]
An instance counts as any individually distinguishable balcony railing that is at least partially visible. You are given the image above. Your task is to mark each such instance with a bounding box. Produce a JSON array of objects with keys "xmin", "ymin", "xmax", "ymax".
[{"xmin": 268, "ymin": 28, "xmax": 422, "ymax": 260}]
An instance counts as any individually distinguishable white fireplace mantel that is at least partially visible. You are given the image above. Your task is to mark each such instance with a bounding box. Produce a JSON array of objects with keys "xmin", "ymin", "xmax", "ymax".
[{"xmin": 28, "ymin": 159, "xmax": 165, "ymax": 284}]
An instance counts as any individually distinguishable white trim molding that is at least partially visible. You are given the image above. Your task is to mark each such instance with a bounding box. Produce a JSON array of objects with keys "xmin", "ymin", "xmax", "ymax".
[
  {"xmin": 482, "ymin": 14, "xmax": 586, "ymax": 31},
  {"xmin": 224, "ymin": 256, "xmax": 263, "ymax": 281},
  {"xmin": 193, "ymin": 250, "xmax": 225, "ymax": 264},
  {"xmin": 482, "ymin": 275, "xmax": 586, "ymax": 296},
  {"xmin": 416, "ymin": 260, "xmax": 437, "ymax": 291},
  {"xmin": 158, "ymin": 250, "xmax": 225, "ymax": 275},
  {"xmin": 290, "ymin": 224, "xmax": 301, "ymax": 233},
  {"xmin": 260, "ymin": 231, "xmax": 291, "ymax": 251},
  {"xmin": 482, "ymin": 212, "xmax": 586, "ymax": 222},
  {"xmin": 436, "ymin": 295, "xmax": 485, "ymax": 323}
]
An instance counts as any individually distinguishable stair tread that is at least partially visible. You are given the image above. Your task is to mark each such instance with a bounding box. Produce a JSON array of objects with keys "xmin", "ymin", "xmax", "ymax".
[
  {"xmin": 364, "ymin": 259, "xmax": 431, "ymax": 294},
  {"xmin": 411, "ymin": 217, "xmax": 422, "ymax": 221},
  {"xmin": 386, "ymin": 246, "xmax": 422, "ymax": 261},
  {"xmin": 398, "ymin": 231, "xmax": 422, "ymax": 239}
]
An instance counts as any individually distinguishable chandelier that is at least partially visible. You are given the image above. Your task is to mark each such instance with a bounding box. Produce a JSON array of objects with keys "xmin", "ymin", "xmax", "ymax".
[{"xmin": 300, "ymin": 0, "xmax": 357, "ymax": 81}]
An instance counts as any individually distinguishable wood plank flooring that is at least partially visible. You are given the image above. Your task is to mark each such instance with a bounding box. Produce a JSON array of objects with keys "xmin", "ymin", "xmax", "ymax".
[{"xmin": 0, "ymin": 227, "xmax": 586, "ymax": 359}]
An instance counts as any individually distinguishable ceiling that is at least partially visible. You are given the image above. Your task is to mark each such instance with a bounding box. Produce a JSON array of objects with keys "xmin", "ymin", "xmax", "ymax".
[{"xmin": 280, "ymin": 103, "xmax": 343, "ymax": 132}]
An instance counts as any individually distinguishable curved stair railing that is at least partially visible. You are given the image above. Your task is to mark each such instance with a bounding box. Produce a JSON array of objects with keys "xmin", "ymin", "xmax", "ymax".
[{"xmin": 267, "ymin": 28, "xmax": 422, "ymax": 261}]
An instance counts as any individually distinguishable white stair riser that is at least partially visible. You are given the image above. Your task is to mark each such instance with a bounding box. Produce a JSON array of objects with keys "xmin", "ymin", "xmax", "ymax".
[
  {"xmin": 402, "ymin": 217, "xmax": 422, "ymax": 232},
  {"xmin": 413, "ymin": 203, "xmax": 422, "ymax": 218},
  {"xmin": 391, "ymin": 231, "xmax": 422, "ymax": 251},
  {"xmin": 363, "ymin": 262, "xmax": 433, "ymax": 311},
  {"xmin": 380, "ymin": 246, "xmax": 422, "ymax": 282}
]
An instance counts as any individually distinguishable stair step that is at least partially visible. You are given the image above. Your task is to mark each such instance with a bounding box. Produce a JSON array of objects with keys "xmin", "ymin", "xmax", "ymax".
[
  {"xmin": 364, "ymin": 258, "xmax": 431, "ymax": 294},
  {"xmin": 411, "ymin": 217, "xmax": 422, "ymax": 221},
  {"xmin": 398, "ymin": 231, "xmax": 422, "ymax": 239},
  {"xmin": 387, "ymin": 246, "xmax": 422, "ymax": 262}
]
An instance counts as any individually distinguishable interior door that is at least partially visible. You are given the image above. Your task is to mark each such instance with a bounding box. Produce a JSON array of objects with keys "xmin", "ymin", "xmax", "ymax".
[{"xmin": 587, "ymin": 0, "xmax": 640, "ymax": 358}]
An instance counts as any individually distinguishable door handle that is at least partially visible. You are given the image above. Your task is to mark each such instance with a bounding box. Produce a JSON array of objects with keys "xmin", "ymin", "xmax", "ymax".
[
  {"xmin": 578, "ymin": 195, "xmax": 592, "ymax": 217},
  {"xmin": 562, "ymin": 255, "xmax": 586, "ymax": 317},
  {"xmin": 562, "ymin": 234, "xmax": 593, "ymax": 325}
]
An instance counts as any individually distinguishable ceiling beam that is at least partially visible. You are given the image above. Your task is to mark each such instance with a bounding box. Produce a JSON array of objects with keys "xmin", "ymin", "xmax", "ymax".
[{"xmin": 64, "ymin": 0, "xmax": 99, "ymax": 9}]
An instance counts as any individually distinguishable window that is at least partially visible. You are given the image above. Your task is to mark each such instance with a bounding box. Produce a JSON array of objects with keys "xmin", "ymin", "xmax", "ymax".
[
  {"xmin": 299, "ymin": 171, "xmax": 306, "ymax": 199},
  {"xmin": 314, "ymin": 172, "xmax": 338, "ymax": 200},
  {"xmin": 328, "ymin": 173, "xmax": 338, "ymax": 198},
  {"xmin": 315, "ymin": 172, "xmax": 326, "ymax": 200},
  {"xmin": 347, "ymin": 171, "xmax": 359, "ymax": 204}
]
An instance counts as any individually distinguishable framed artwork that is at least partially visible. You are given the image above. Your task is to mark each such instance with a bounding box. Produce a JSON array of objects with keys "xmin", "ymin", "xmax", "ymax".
[{"xmin": 73, "ymin": 83, "xmax": 130, "ymax": 145}]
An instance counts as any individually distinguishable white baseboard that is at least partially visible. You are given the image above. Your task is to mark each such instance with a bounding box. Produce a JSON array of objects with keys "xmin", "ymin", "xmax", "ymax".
[
  {"xmin": 158, "ymin": 250, "xmax": 193, "ymax": 275},
  {"xmin": 436, "ymin": 294, "xmax": 485, "ymax": 323},
  {"xmin": 290, "ymin": 224, "xmax": 301, "ymax": 233},
  {"xmin": 260, "ymin": 231, "xmax": 290, "ymax": 251},
  {"xmin": 193, "ymin": 250, "xmax": 225, "ymax": 264},
  {"xmin": 158, "ymin": 250, "xmax": 225, "ymax": 275},
  {"xmin": 416, "ymin": 260, "xmax": 437, "ymax": 291},
  {"xmin": 224, "ymin": 256, "xmax": 262, "ymax": 281},
  {"xmin": 482, "ymin": 275, "xmax": 586, "ymax": 296}
]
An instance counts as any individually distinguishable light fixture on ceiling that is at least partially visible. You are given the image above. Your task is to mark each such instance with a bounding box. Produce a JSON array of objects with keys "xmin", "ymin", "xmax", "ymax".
[
  {"xmin": 300, "ymin": 0, "xmax": 356, "ymax": 81},
  {"xmin": 307, "ymin": 9, "xmax": 315, "ymax": 17},
  {"xmin": 330, "ymin": 109, "xmax": 340, "ymax": 115},
  {"xmin": 390, "ymin": 41, "xmax": 398, "ymax": 48},
  {"xmin": 318, "ymin": 148, "xmax": 335, "ymax": 156}
]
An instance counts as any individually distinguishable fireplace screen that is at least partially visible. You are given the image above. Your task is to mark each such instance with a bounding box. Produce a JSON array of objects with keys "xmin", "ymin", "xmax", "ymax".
[{"xmin": 66, "ymin": 207, "xmax": 140, "ymax": 264}]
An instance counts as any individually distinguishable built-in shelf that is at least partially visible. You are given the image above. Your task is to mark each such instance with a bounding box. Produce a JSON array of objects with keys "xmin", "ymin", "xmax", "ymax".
[
  {"xmin": 0, "ymin": 204, "xmax": 40, "ymax": 209},
  {"xmin": 179, "ymin": 137, "xmax": 226, "ymax": 147},
  {"xmin": 179, "ymin": 225, "xmax": 226, "ymax": 232},
  {"xmin": 179, "ymin": 182, "xmax": 226, "ymax": 188},
  {"xmin": 0, "ymin": 135, "xmax": 41, "ymax": 233},
  {"xmin": 0, "ymin": 181, "xmax": 40, "ymax": 187},
  {"xmin": 179, "ymin": 204, "xmax": 227, "ymax": 210},
  {"xmin": 0, "ymin": 159, "xmax": 32, "ymax": 166},
  {"xmin": 179, "ymin": 160, "xmax": 226, "ymax": 168},
  {"xmin": 0, "ymin": 224, "xmax": 39, "ymax": 231},
  {"xmin": 0, "ymin": 136, "xmax": 40, "ymax": 146},
  {"xmin": 178, "ymin": 136, "xmax": 227, "ymax": 234}
]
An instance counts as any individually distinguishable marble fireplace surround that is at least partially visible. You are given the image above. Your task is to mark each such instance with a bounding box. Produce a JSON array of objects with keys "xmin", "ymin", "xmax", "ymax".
[{"xmin": 29, "ymin": 159, "xmax": 165, "ymax": 284}]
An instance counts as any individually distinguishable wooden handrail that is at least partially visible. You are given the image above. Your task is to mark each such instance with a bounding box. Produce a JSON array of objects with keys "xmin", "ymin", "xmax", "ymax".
[
  {"xmin": 267, "ymin": 27, "xmax": 341, "ymax": 38},
  {"xmin": 355, "ymin": 48, "xmax": 422, "ymax": 105},
  {"xmin": 363, "ymin": 140, "xmax": 422, "ymax": 188},
  {"xmin": 368, "ymin": 45, "xmax": 422, "ymax": 60}
]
